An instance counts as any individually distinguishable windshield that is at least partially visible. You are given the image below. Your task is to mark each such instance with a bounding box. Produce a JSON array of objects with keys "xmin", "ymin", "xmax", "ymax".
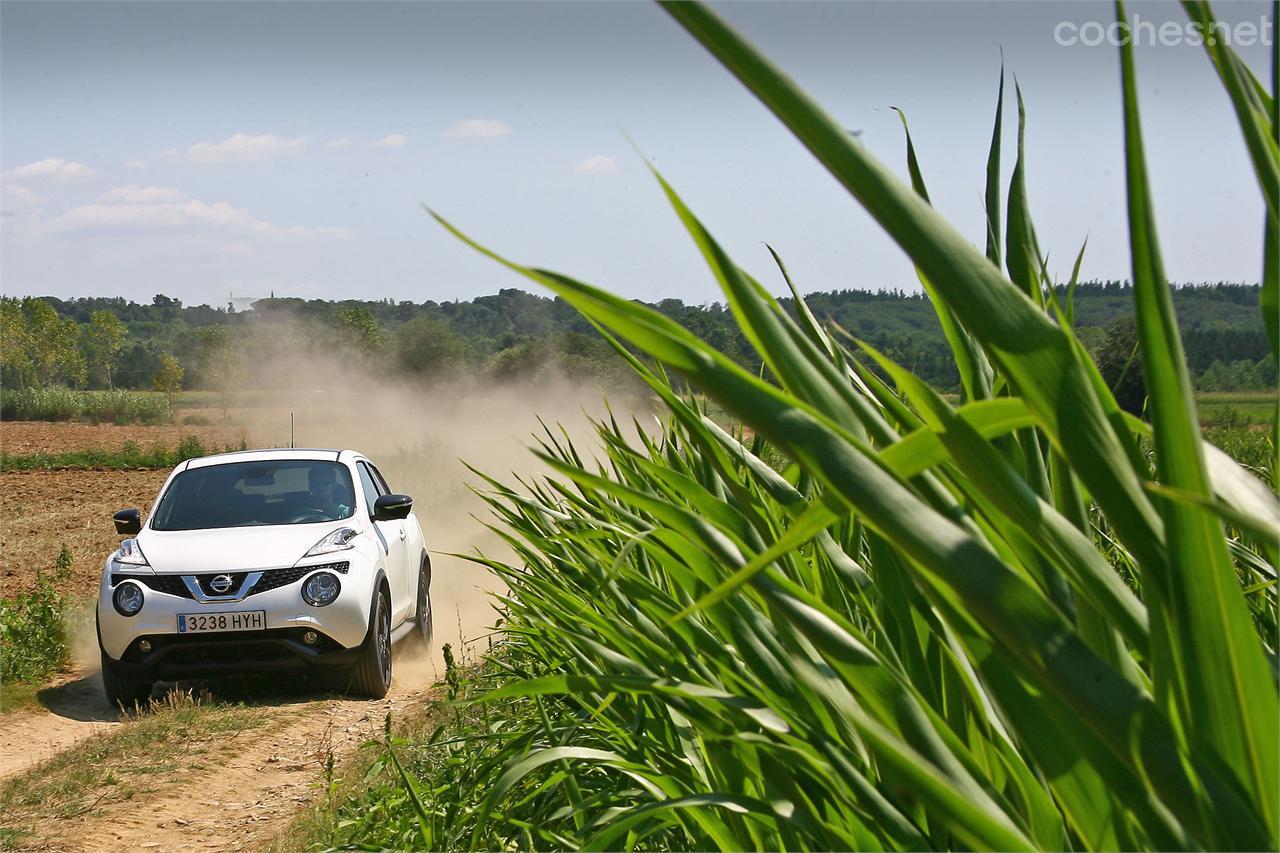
[{"xmin": 151, "ymin": 460, "xmax": 356, "ymax": 531}]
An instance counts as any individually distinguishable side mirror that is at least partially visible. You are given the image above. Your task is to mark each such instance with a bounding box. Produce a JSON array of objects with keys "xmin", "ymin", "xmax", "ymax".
[
  {"xmin": 373, "ymin": 494, "xmax": 413, "ymax": 521},
  {"xmin": 114, "ymin": 508, "xmax": 142, "ymax": 535}
]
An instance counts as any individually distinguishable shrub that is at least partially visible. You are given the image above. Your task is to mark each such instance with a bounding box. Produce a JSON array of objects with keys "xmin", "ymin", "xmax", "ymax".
[{"xmin": 0, "ymin": 546, "xmax": 72, "ymax": 684}]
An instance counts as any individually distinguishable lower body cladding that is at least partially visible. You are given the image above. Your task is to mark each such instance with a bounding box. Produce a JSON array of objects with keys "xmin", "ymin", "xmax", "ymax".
[
  {"xmin": 97, "ymin": 563, "xmax": 379, "ymax": 679},
  {"xmin": 107, "ymin": 627, "xmax": 363, "ymax": 681}
]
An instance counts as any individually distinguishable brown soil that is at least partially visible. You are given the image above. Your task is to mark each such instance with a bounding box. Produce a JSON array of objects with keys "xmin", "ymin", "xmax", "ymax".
[
  {"xmin": 1, "ymin": 660, "xmax": 441, "ymax": 853},
  {"xmin": 1, "ymin": 469, "xmax": 170, "ymax": 598},
  {"xmin": 0, "ymin": 671, "xmax": 118, "ymax": 778},
  {"xmin": 0, "ymin": 421, "xmax": 252, "ymax": 457}
]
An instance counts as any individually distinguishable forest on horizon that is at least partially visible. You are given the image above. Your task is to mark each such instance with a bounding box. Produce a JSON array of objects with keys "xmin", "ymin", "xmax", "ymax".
[{"xmin": 2, "ymin": 281, "xmax": 1273, "ymax": 399}]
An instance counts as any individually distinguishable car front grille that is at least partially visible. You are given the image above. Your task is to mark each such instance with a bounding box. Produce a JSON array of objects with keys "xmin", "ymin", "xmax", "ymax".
[
  {"xmin": 253, "ymin": 561, "xmax": 350, "ymax": 593},
  {"xmin": 195, "ymin": 572, "xmax": 252, "ymax": 596},
  {"xmin": 113, "ymin": 574, "xmax": 192, "ymax": 598},
  {"xmin": 111, "ymin": 561, "xmax": 350, "ymax": 600},
  {"xmin": 251, "ymin": 565, "xmax": 309, "ymax": 594}
]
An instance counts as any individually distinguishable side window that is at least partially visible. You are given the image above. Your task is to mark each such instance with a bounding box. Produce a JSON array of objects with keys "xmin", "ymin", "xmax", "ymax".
[
  {"xmin": 369, "ymin": 464, "xmax": 392, "ymax": 495},
  {"xmin": 356, "ymin": 463, "xmax": 381, "ymax": 517}
]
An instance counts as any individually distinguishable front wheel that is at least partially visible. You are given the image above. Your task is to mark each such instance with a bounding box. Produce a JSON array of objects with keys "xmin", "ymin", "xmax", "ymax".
[
  {"xmin": 407, "ymin": 563, "xmax": 433, "ymax": 651},
  {"xmin": 100, "ymin": 650, "xmax": 153, "ymax": 711},
  {"xmin": 346, "ymin": 587, "xmax": 392, "ymax": 699}
]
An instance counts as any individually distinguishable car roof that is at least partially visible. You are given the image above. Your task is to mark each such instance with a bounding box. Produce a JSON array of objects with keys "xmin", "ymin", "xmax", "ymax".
[{"xmin": 180, "ymin": 448, "xmax": 363, "ymax": 471}]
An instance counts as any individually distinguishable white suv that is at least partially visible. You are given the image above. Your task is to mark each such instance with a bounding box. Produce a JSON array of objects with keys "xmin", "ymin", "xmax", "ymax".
[{"xmin": 97, "ymin": 449, "xmax": 431, "ymax": 706}]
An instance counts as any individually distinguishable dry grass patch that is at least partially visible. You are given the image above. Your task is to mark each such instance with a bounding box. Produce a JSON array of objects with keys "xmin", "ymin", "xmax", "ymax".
[{"xmin": 0, "ymin": 690, "xmax": 267, "ymax": 846}]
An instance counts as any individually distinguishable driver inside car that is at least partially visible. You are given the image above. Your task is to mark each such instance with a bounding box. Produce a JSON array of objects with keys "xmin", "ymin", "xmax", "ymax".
[{"xmin": 309, "ymin": 466, "xmax": 352, "ymax": 520}]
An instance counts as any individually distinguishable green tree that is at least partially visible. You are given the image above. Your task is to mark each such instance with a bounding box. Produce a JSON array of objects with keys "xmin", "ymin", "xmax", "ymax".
[
  {"xmin": 22, "ymin": 298, "xmax": 86, "ymax": 388},
  {"xmin": 83, "ymin": 310, "xmax": 128, "ymax": 389},
  {"xmin": 333, "ymin": 307, "xmax": 383, "ymax": 353},
  {"xmin": 152, "ymin": 353, "xmax": 185, "ymax": 406},
  {"xmin": 0, "ymin": 298, "xmax": 35, "ymax": 388},
  {"xmin": 394, "ymin": 316, "xmax": 465, "ymax": 378},
  {"xmin": 1093, "ymin": 314, "xmax": 1146, "ymax": 415},
  {"xmin": 195, "ymin": 325, "xmax": 240, "ymax": 418}
]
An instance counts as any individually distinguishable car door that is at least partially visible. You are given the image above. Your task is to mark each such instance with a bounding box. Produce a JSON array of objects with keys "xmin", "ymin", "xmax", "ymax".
[
  {"xmin": 368, "ymin": 462, "xmax": 417, "ymax": 609},
  {"xmin": 356, "ymin": 461, "xmax": 411, "ymax": 625}
]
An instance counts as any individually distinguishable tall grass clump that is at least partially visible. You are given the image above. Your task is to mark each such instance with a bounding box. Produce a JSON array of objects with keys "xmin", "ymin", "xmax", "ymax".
[
  {"xmin": 338, "ymin": 2, "xmax": 1277, "ymax": 850},
  {"xmin": 0, "ymin": 546, "xmax": 74, "ymax": 687},
  {"xmin": 0, "ymin": 388, "xmax": 173, "ymax": 424}
]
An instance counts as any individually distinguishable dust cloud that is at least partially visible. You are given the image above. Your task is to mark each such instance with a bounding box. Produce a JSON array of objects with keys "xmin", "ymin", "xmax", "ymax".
[{"xmin": 225, "ymin": 339, "xmax": 654, "ymax": 684}]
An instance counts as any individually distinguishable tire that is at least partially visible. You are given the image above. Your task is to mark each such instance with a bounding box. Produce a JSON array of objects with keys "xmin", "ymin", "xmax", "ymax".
[
  {"xmin": 407, "ymin": 559, "xmax": 433, "ymax": 651},
  {"xmin": 100, "ymin": 649, "xmax": 153, "ymax": 710},
  {"xmin": 346, "ymin": 585, "xmax": 392, "ymax": 699}
]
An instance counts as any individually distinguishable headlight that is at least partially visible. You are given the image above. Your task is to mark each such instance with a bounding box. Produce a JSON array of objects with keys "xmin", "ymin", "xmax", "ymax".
[
  {"xmin": 302, "ymin": 527, "xmax": 358, "ymax": 558},
  {"xmin": 113, "ymin": 582, "xmax": 145, "ymax": 617},
  {"xmin": 115, "ymin": 538, "xmax": 149, "ymax": 567},
  {"xmin": 302, "ymin": 572, "xmax": 341, "ymax": 607}
]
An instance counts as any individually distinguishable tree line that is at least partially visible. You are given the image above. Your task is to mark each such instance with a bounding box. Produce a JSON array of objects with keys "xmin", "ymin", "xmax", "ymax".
[{"xmin": 0, "ymin": 282, "xmax": 1273, "ymax": 397}]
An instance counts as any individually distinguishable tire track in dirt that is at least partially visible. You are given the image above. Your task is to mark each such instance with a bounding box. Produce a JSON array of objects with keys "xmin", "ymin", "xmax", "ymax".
[
  {"xmin": 0, "ymin": 671, "xmax": 119, "ymax": 780},
  {"xmin": 2, "ymin": 659, "xmax": 440, "ymax": 853},
  {"xmin": 72, "ymin": 688, "xmax": 431, "ymax": 853}
]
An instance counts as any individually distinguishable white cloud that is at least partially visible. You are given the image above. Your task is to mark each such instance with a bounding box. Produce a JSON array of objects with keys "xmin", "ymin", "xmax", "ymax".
[
  {"xmin": 369, "ymin": 133, "xmax": 410, "ymax": 148},
  {"xmin": 442, "ymin": 119, "xmax": 512, "ymax": 139},
  {"xmin": 124, "ymin": 159, "xmax": 149, "ymax": 172},
  {"xmin": 217, "ymin": 242, "xmax": 256, "ymax": 258},
  {"xmin": 180, "ymin": 133, "xmax": 310, "ymax": 165},
  {"xmin": 574, "ymin": 155, "xmax": 619, "ymax": 176},
  {"xmin": 3, "ymin": 157, "xmax": 96, "ymax": 182},
  {"xmin": 324, "ymin": 137, "xmax": 353, "ymax": 149},
  {"xmin": 99, "ymin": 185, "xmax": 188, "ymax": 204},
  {"xmin": 2, "ymin": 185, "xmax": 45, "ymax": 206},
  {"xmin": 44, "ymin": 185, "xmax": 350, "ymax": 239}
]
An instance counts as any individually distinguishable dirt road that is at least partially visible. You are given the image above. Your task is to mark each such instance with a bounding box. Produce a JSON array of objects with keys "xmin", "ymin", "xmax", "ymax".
[
  {"xmin": 0, "ymin": 672, "xmax": 118, "ymax": 779},
  {"xmin": 0, "ymin": 657, "xmax": 440, "ymax": 852}
]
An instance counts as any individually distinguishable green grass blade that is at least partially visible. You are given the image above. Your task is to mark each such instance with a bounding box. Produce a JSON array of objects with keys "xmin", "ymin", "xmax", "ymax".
[
  {"xmin": 1005, "ymin": 81, "xmax": 1043, "ymax": 306},
  {"xmin": 1117, "ymin": 2, "xmax": 1278, "ymax": 833},
  {"xmin": 1181, "ymin": 1, "xmax": 1279, "ymax": 222},
  {"xmin": 857, "ymin": 337, "xmax": 1150, "ymax": 655},
  {"xmin": 894, "ymin": 106, "xmax": 992, "ymax": 403},
  {"xmin": 656, "ymin": 0, "xmax": 1170, "ymax": 588},
  {"xmin": 879, "ymin": 397, "xmax": 1036, "ymax": 479},
  {"xmin": 985, "ymin": 62, "xmax": 1006, "ymax": 270}
]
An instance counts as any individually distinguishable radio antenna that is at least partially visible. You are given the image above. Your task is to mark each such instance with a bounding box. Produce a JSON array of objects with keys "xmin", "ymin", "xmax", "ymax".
[{"xmin": 290, "ymin": 412, "xmax": 295, "ymax": 448}]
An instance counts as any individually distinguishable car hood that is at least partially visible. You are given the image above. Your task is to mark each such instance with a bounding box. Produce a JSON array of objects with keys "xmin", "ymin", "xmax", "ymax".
[{"xmin": 135, "ymin": 522, "xmax": 356, "ymax": 573}]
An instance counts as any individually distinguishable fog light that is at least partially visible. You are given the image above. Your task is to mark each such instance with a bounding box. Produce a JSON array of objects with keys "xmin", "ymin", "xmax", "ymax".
[
  {"xmin": 113, "ymin": 582, "xmax": 144, "ymax": 617},
  {"xmin": 138, "ymin": 639, "xmax": 152, "ymax": 653},
  {"xmin": 303, "ymin": 630, "xmax": 318, "ymax": 645},
  {"xmin": 301, "ymin": 572, "xmax": 340, "ymax": 607}
]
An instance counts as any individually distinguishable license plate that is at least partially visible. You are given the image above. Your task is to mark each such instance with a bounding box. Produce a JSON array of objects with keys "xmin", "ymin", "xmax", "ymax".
[{"xmin": 177, "ymin": 611, "xmax": 266, "ymax": 634}]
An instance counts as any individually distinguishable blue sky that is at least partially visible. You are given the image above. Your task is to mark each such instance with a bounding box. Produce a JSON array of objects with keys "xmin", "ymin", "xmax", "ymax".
[{"xmin": 1, "ymin": 1, "xmax": 1273, "ymax": 307}]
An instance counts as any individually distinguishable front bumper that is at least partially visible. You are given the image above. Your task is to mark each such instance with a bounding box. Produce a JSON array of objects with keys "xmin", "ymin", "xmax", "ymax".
[
  {"xmin": 107, "ymin": 626, "xmax": 364, "ymax": 681},
  {"xmin": 97, "ymin": 557, "xmax": 379, "ymax": 661}
]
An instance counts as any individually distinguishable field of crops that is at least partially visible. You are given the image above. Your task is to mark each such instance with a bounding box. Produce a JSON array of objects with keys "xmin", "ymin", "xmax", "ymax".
[
  {"xmin": 303, "ymin": 3, "xmax": 1279, "ymax": 851},
  {"xmin": 0, "ymin": 388, "xmax": 176, "ymax": 425}
]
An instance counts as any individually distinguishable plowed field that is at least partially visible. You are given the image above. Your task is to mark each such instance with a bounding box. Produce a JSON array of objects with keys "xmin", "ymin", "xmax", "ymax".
[
  {"xmin": 1, "ymin": 420, "xmax": 249, "ymax": 456},
  {"xmin": 1, "ymin": 468, "xmax": 170, "ymax": 598}
]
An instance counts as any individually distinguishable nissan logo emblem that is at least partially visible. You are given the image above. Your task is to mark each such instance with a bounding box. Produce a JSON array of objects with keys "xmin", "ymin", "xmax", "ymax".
[{"xmin": 209, "ymin": 574, "xmax": 234, "ymax": 594}]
